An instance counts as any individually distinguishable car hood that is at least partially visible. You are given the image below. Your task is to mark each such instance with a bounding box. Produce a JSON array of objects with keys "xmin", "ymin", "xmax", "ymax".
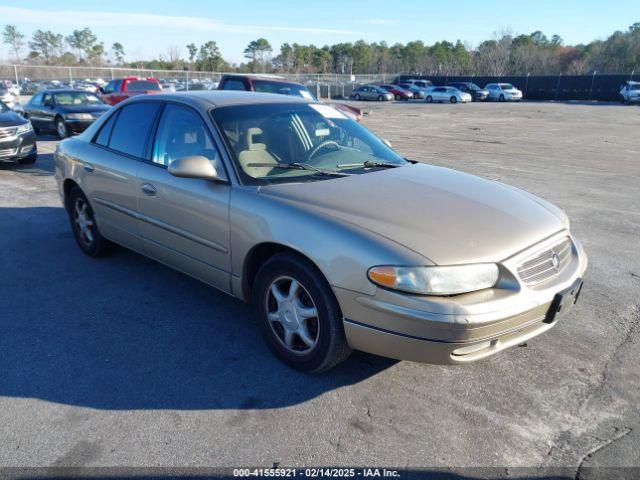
[
  {"xmin": 57, "ymin": 104, "xmax": 110, "ymax": 114},
  {"xmin": 0, "ymin": 110, "xmax": 27, "ymax": 126},
  {"xmin": 259, "ymin": 163, "xmax": 567, "ymax": 265}
]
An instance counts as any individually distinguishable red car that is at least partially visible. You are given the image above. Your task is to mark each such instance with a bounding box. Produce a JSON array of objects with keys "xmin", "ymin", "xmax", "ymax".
[
  {"xmin": 100, "ymin": 77, "xmax": 162, "ymax": 106},
  {"xmin": 218, "ymin": 74, "xmax": 363, "ymax": 121},
  {"xmin": 380, "ymin": 84, "xmax": 414, "ymax": 101}
]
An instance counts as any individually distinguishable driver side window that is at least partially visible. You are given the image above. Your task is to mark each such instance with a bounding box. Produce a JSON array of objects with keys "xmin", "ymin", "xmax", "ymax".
[{"xmin": 152, "ymin": 104, "xmax": 221, "ymax": 169}]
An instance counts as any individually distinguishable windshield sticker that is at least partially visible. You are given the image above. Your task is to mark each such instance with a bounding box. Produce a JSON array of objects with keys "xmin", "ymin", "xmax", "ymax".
[
  {"xmin": 315, "ymin": 128, "xmax": 330, "ymax": 137},
  {"xmin": 310, "ymin": 104, "xmax": 347, "ymax": 119},
  {"xmin": 300, "ymin": 90, "xmax": 314, "ymax": 100}
]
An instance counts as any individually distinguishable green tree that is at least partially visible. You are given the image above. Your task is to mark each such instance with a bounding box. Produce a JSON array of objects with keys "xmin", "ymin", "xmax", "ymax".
[
  {"xmin": 198, "ymin": 41, "xmax": 222, "ymax": 71},
  {"xmin": 2, "ymin": 25, "xmax": 25, "ymax": 63},
  {"xmin": 65, "ymin": 28, "xmax": 98, "ymax": 61},
  {"xmin": 244, "ymin": 38, "xmax": 272, "ymax": 72},
  {"xmin": 111, "ymin": 42, "xmax": 125, "ymax": 64},
  {"xmin": 29, "ymin": 30, "xmax": 64, "ymax": 64},
  {"xmin": 186, "ymin": 43, "xmax": 197, "ymax": 63}
]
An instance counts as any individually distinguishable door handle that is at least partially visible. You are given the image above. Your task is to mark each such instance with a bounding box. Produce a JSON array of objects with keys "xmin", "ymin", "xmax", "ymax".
[
  {"xmin": 141, "ymin": 183, "xmax": 157, "ymax": 196},
  {"xmin": 83, "ymin": 163, "xmax": 94, "ymax": 173}
]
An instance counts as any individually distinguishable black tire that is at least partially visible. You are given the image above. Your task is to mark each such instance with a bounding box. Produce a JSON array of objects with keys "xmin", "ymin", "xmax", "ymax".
[
  {"xmin": 18, "ymin": 153, "xmax": 37, "ymax": 165},
  {"xmin": 354, "ymin": 93, "xmax": 361, "ymax": 101},
  {"xmin": 378, "ymin": 95, "xmax": 384, "ymax": 101},
  {"xmin": 56, "ymin": 117, "xmax": 68, "ymax": 139},
  {"xmin": 426, "ymin": 96, "xmax": 433, "ymax": 103},
  {"xmin": 499, "ymin": 94, "xmax": 505, "ymax": 102},
  {"xmin": 252, "ymin": 252, "xmax": 351, "ymax": 372},
  {"xmin": 67, "ymin": 187, "xmax": 113, "ymax": 257},
  {"xmin": 395, "ymin": 94, "xmax": 401, "ymax": 101},
  {"xmin": 450, "ymin": 96, "xmax": 457, "ymax": 104}
]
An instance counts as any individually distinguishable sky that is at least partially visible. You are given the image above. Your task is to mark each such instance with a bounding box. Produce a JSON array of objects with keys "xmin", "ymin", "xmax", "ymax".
[{"xmin": 0, "ymin": 0, "xmax": 636, "ymax": 64}]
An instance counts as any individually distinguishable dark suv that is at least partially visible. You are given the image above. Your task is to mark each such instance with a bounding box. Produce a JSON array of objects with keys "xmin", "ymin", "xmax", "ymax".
[
  {"xmin": 447, "ymin": 82, "xmax": 489, "ymax": 101},
  {"xmin": 0, "ymin": 99, "xmax": 37, "ymax": 164}
]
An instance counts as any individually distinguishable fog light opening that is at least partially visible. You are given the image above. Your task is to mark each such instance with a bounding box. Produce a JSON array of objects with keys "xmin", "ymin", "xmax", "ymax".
[
  {"xmin": 20, "ymin": 145, "xmax": 35, "ymax": 154},
  {"xmin": 452, "ymin": 340, "xmax": 492, "ymax": 357}
]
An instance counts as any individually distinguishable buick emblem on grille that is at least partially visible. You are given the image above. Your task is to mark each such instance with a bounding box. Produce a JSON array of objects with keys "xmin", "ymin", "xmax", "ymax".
[{"xmin": 551, "ymin": 253, "xmax": 561, "ymax": 270}]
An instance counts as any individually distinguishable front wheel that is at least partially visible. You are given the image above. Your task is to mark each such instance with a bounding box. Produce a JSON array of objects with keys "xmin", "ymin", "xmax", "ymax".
[
  {"xmin": 426, "ymin": 96, "xmax": 433, "ymax": 103},
  {"xmin": 253, "ymin": 253, "xmax": 351, "ymax": 372},
  {"xmin": 378, "ymin": 95, "xmax": 384, "ymax": 101},
  {"xmin": 450, "ymin": 96, "xmax": 457, "ymax": 104},
  {"xmin": 56, "ymin": 118, "xmax": 68, "ymax": 139},
  {"xmin": 68, "ymin": 187, "xmax": 113, "ymax": 257},
  {"xmin": 499, "ymin": 94, "xmax": 505, "ymax": 102},
  {"xmin": 395, "ymin": 94, "xmax": 401, "ymax": 101},
  {"xmin": 354, "ymin": 93, "xmax": 361, "ymax": 101}
]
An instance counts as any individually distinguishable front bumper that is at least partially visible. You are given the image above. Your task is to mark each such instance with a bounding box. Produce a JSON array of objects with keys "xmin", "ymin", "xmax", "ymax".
[
  {"xmin": 337, "ymin": 231, "xmax": 587, "ymax": 364},
  {"xmin": 0, "ymin": 131, "xmax": 37, "ymax": 161},
  {"xmin": 65, "ymin": 119, "xmax": 96, "ymax": 134}
]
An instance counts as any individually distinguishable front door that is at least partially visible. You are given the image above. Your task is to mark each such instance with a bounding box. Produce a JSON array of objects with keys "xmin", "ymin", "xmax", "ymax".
[{"xmin": 136, "ymin": 103, "xmax": 232, "ymax": 293}]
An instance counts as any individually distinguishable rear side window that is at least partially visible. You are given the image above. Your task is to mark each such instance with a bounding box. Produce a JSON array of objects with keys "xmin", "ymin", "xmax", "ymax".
[
  {"xmin": 107, "ymin": 102, "xmax": 161, "ymax": 158},
  {"xmin": 94, "ymin": 112, "xmax": 118, "ymax": 147},
  {"xmin": 221, "ymin": 79, "xmax": 248, "ymax": 91}
]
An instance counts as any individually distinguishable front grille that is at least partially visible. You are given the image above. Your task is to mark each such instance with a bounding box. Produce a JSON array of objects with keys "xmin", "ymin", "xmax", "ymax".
[
  {"xmin": 517, "ymin": 237, "xmax": 573, "ymax": 285},
  {"xmin": 0, "ymin": 126, "xmax": 17, "ymax": 139},
  {"xmin": 0, "ymin": 147, "xmax": 17, "ymax": 158}
]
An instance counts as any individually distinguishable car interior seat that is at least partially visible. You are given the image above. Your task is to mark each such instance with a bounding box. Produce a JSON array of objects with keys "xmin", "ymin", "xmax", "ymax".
[{"xmin": 238, "ymin": 127, "xmax": 278, "ymax": 177}]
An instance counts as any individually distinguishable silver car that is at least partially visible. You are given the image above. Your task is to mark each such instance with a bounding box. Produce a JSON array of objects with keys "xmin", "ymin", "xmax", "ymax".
[
  {"xmin": 350, "ymin": 85, "xmax": 394, "ymax": 101},
  {"xmin": 486, "ymin": 83, "xmax": 523, "ymax": 102},
  {"xmin": 55, "ymin": 92, "xmax": 587, "ymax": 372},
  {"xmin": 424, "ymin": 86, "xmax": 473, "ymax": 104}
]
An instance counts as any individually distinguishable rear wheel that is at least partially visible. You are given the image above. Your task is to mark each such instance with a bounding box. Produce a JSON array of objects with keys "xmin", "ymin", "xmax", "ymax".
[
  {"xmin": 67, "ymin": 187, "xmax": 113, "ymax": 257},
  {"xmin": 354, "ymin": 93, "xmax": 361, "ymax": 101},
  {"xmin": 253, "ymin": 252, "xmax": 351, "ymax": 372},
  {"xmin": 499, "ymin": 94, "xmax": 505, "ymax": 102},
  {"xmin": 56, "ymin": 118, "xmax": 68, "ymax": 139},
  {"xmin": 395, "ymin": 94, "xmax": 401, "ymax": 101},
  {"xmin": 378, "ymin": 95, "xmax": 384, "ymax": 101},
  {"xmin": 426, "ymin": 96, "xmax": 433, "ymax": 103},
  {"xmin": 450, "ymin": 96, "xmax": 457, "ymax": 104}
]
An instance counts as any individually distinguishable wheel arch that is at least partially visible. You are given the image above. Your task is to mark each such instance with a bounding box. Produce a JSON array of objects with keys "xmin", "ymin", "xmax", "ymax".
[
  {"xmin": 241, "ymin": 242, "xmax": 328, "ymax": 303},
  {"xmin": 62, "ymin": 178, "xmax": 80, "ymax": 210}
]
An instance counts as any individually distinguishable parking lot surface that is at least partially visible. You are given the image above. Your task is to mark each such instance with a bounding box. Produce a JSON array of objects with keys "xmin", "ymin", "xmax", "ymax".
[{"xmin": 1, "ymin": 101, "xmax": 639, "ymax": 473}]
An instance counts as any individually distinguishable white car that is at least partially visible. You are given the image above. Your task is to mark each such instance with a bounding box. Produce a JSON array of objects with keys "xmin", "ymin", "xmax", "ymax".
[
  {"xmin": 620, "ymin": 81, "xmax": 640, "ymax": 104},
  {"xmin": 486, "ymin": 83, "xmax": 523, "ymax": 102},
  {"xmin": 424, "ymin": 86, "xmax": 472, "ymax": 104}
]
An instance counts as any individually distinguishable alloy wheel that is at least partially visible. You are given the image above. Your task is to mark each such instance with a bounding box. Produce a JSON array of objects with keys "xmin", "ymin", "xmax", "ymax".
[
  {"xmin": 265, "ymin": 275, "xmax": 320, "ymax": 355},
  {"xmin": 56, "ymin": 120, "xmax": 67, "ymax": 138},
  {"xmin": 73, "ymin": 197, "xmax": 95, "ymax": 246}
]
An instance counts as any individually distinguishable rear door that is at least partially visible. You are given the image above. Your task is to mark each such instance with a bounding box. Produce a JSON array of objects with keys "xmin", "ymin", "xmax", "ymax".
[
  {"xmin": 25, "ymin": 92, "xmax": 45, "ymax": 128},
  {"xmin": 83, "ymin": 101, "xmax": 162, "ymax": 252},
  {"xmin": 136, "ymin": 102, "xmax": 232, "ymax": 292}
]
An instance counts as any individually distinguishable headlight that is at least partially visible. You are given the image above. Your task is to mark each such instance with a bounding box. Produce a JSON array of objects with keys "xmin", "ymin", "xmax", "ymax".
[
  {"xmin": 367, "ymin": 264, "xmax": 499, "ymax": 295},
  {"xmin": 16, "ymin": 123, "xmax": 33, "ymax": 134},
  {"xmin": 66, "ymin": 113, "xmax": 93, "ymax": 120}
]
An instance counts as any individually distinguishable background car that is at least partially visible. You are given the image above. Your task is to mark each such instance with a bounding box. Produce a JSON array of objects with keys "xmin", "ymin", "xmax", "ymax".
[
  {"xmin": 405, "ymin": 79, "xmax": 433, "ymax": 98},
  {"xmin": 24, "ymin": 90, "xmax": 110, "ymax": 138},
  {"xmin": 486, "ymin": 83, "xmax": 523, "ymax": 102},
  {"xmin": 380, "ymin": 84, "xmax": 414, "ymax": 101},
  {"xmin": 100, "ymin": 77, "xmax": 162, "ymax": 105},
  {"xmin": 350, "ymin": 85, "xmax": 394, "ymax": 101},
  {"xmin": 447, "ymin": 82, "xmax": 489, "ymax": 101},
  {"xmin": 425, "ymin": 86, "xmax": 472, "ymax": 103},
  {"xmin": 619, "ymin": 81, "xmax": 640, "ymax": 104},
  {"xmin": 396, "ymin": 83, "xmax": 425, "ymax": 99},
  {"xmin": 218, "ymin": 74, "xmax": 363, "ymax": 121},
  {"xmin": 0, "ymin": 99, "xmax": 37, "ymax": 164}
]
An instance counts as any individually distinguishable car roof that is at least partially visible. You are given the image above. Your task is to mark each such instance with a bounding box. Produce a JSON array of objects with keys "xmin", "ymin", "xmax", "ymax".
[
  {"xmin": 41, "ymin": 89, "xmax": 98, "ymax": 94},
  {"xmin": 129, "ymin": 90, "xmax": 311, "ymax": 108}
]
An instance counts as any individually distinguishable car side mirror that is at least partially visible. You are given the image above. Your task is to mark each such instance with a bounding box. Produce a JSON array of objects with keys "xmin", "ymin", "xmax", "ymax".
[{"xmin": 168, "ymin": 155, "xmax": 225, "ymax": 182}]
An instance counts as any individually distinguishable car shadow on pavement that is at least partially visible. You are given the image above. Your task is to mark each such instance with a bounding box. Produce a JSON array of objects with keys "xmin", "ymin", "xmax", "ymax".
[
  {"xmin": 0, "ymin": 152, "xmax": 54, "ymax": 175},
  {"xmin": 0, "ymin": 206, "xmax": 397, "ymax": 411}
]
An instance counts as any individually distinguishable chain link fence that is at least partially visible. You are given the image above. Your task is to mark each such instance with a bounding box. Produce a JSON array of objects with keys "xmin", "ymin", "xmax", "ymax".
[{"xmin": 1, "ymin": 64, "xmax": 636, "ymax": 102}]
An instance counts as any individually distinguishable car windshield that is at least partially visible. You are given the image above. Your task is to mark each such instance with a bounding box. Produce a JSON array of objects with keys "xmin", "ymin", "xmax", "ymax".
[
  {"xmin": 252, "ymin": 80, "xmax": 316, "ymax": 100},
  {"xmin": 54, "ymin": 92, "xmax": 104, "ymax": 105},
  {"xmin": 212, "ymin": 102, "xmax": 407, "ymax": 185},
  {"xmin": 500, "ymin": 84, "xmax": 515, "ymax": 90}
]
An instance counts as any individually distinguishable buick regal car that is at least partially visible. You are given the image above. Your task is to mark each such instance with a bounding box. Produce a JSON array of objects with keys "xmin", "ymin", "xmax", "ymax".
[{"xmin": 54, "ymin": 91, "xmax": 587, "ymax": 372}]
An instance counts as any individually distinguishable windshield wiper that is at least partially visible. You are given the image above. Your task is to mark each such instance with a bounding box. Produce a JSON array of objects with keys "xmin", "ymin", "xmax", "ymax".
[
  {"xmin": 336, "ymin": 160, "xmax": 402, "ymax": 169},
  {"xmin": 245, "ymin": 162, "xmax": 351, "ymax": 177}
]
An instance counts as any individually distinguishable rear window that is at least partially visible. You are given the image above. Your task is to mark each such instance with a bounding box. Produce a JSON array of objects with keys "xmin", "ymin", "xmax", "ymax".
[
  {"xmin": 221, "ymin": 79, "xmax": 248, "ymax": 91},
  {"xmin": 107, "ymin": 102, "xmax": 161, "ymax": 158},
  {"xmin": 126, "ymin": 80, "xmax": 161, "ymax": 92}
]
